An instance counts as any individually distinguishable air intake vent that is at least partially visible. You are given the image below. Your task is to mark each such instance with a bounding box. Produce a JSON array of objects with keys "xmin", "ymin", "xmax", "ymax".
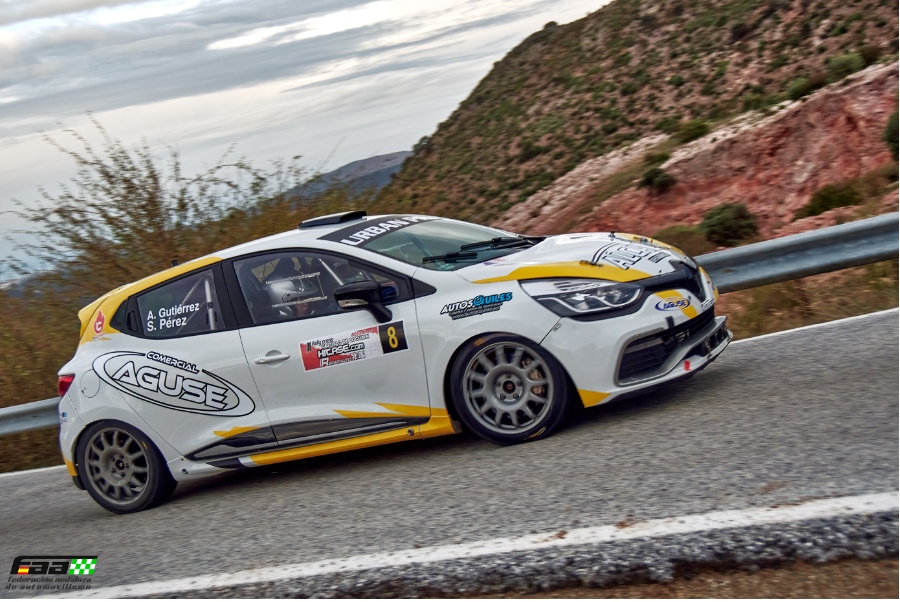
[{"xmin": 298, "ymin": 210, "xmax": 367, "ymax": 229}]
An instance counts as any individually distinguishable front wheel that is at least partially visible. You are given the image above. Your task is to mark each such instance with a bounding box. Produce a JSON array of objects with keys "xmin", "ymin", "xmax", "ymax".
[
  {"xmin": 449, "ymin": 334, "xmax": 571, "ymax": 445},
  {"xmin": 76, "ymin": 420, "xmax": 176, "ymax": 514}
]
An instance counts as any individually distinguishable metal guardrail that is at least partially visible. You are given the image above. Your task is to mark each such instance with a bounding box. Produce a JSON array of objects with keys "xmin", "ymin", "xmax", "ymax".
[
  {"xmin": 0, "ymin": 397, "xmax": 60, "ymax": 436},
  {"xmin": 696, "ymin": 212, "xmax": 899, "ymax": 294},
  {"xmin": 0, "ymin": 212, "xmax": 897, "ymax": 437}
]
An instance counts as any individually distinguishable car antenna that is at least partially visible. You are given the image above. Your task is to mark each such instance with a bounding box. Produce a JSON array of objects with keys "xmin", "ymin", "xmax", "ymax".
[{"xmin": 171, "ymin": 260, "xmax": 179, "ymax": 267}]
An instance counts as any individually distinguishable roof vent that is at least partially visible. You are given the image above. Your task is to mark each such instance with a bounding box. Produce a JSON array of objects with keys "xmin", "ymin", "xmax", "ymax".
[{"xmin": 298, "ymin": 210, "xmax": 367, "ymax": 229}]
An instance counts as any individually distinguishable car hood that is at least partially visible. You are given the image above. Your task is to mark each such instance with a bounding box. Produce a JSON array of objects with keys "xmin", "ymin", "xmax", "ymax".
[{"xmin": 456, "ymin": 233, "xmax": 693, "ymax": 284}]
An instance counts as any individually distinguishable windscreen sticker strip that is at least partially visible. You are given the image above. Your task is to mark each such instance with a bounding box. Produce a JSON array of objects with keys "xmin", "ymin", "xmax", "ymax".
[
  {"xmin": 319, "ymin": 215, "xmax": 439, "ymax": 247},
  {"xmin": 300, "ymin": 320, "xmax": 408, "ymax": 371}
]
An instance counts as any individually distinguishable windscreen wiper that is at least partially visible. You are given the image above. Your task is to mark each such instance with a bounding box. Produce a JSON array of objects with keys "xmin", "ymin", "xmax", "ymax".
[
  {"xmin": 421, "ymin": 250, "xmax": 480, "ymax": 264},
  {"xmin": 459, "ymin": 235, "xmax": 546, "ymax": 251}
]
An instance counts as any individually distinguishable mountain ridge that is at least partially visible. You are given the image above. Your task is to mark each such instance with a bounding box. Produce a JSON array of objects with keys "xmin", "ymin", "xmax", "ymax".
[{"xmin": 377, "ymin": 0, "xmax": 898, "ymax": 223}]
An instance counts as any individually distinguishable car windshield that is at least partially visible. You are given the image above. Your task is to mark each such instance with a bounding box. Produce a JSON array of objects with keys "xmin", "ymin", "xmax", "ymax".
[{"xmin": 360, "ymin": 220, "xmax": 531, "ymax": 271}]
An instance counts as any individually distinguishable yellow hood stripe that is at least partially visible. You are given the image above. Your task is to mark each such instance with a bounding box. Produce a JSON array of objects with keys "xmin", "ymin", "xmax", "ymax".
[{"xmin": 472, "ymin": 261, "xmax": 650, "ymax": 284}]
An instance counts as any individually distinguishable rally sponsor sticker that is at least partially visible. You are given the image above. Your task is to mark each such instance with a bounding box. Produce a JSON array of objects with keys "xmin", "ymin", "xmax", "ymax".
[
  {"xmin": 655, "ymin": 295, "xmax": 691, "ymax": 311},
  {"xmin": 440, "ymin": 292, "xmax": 512, "ymax": 320},
  {"xmin": 319, "ymin": 215, "xmax": 439, "ymax": 247},
  {"xmin": 300, "ymin": 321, "xmax": 408, "ymax": 371},
  {"xmin": 93, "ymin": 351, "xmax": 256, "ymax": 416},
  {"xmin": 585, "ymin": 241, "xmax": 672, "ymax": 270}
]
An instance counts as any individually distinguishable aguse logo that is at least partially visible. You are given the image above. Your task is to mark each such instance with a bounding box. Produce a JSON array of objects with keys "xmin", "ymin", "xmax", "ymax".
[
  {"xmin": 93, "ymin": 351, "xmax": 255, "ymax": 416},
  {"xmin": 655, "ymin": 296, "xmax": 691, "ymax": 311}
]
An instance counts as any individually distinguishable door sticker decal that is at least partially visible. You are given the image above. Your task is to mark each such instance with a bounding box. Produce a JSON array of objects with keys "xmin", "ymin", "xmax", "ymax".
[
  {"xmin": 93, "ymin": 351, "xmax": 256, "ymax": 416},
  {"xmin": 300, "ymin": 320, "xmax": 408, "ymax": 371}
]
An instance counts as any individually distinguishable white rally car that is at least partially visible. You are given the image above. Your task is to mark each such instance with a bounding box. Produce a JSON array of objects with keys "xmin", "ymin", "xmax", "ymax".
[{"xmin": 58, "ymin": 211, "xmax": 730, "ymax": 513}]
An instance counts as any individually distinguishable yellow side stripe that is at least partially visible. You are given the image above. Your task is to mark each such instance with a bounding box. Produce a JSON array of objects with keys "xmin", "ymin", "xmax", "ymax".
[
  {"xmin": 472, "ymin": 261, "xmax": 650, "ymax": 284},
  {"xmin": 213, "ymin": 426, "xmax": 261, "ymax": 439}
]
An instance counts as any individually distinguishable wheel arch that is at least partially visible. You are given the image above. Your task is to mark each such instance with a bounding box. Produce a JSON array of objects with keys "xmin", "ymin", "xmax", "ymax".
[
  {"xmin": 440, "ymin": 331, "xmax": 579, "ymax": 426},
  {"xmin": 72, "ymin": 417, "xmax": 176, "ymax": 482}
]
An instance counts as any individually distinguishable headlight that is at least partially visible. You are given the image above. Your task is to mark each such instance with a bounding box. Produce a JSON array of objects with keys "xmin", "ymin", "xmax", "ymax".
[{"xmin": 520, "ymin": 279, "xmax": 644, "ymax": 316}]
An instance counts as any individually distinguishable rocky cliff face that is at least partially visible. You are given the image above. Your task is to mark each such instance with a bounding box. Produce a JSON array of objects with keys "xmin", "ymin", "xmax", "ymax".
[{"xmin": 497, "ymin": 62, "xmax": 898, "ymax": 239}]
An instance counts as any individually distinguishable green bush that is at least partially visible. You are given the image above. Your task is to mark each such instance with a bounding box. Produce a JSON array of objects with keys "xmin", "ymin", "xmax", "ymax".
[
  {"xmin": 859, "ymin": 44, "xmax": 882, "ymax": 66},
  {"xmin": 884, "ymin": 111, "xmax": 898, "ymax": 161},
  {"xmin": 700, "ymin": 203, "xmax": 759, "ymax": 246},
  {"xmin": 651, "ymin": 225, "xmax": 717, "ymax": 256},
  {"xmin": 731, "ymin": 22, "xmax": 751, "ymax": 41},
  {"xmin": 656, "ymin": 116, "xmax": 682, "ymax": 133},
  {"xmin": 794, "ymin": 182, "xmax": 863, "ymax": 219},
  {"xmin": 638, "ymin": 167, "xmax": 677, "ymax": 193},
  {"xmin": 619, "ymin": 81, "xmax": 639, "ymax": 95},
  {"xmin": 601, "ymin": 122, "xmax": 619, "ymax": 134},
  {"xmin": 676, "ymin": 119, "xmax": 710, "ymax": 143},
  {"xmin": 668, "ymin": 74, "xmax": 686, "ymax": 87},
  {"xmin": 826, "ymin": 53, "xmax": 865, "ymax": 82},
  {"xmin": 786, "ymin": 71, "xmax": 826, "ymax": 100},
  {"xmin": 644, "ymin": 152, "xmax": 670, "ymax": 165}
]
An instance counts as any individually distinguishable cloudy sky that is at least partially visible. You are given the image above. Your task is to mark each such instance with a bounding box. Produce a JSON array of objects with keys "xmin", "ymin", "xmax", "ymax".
[{"xmin": 0, "ymin": 0, "xmax": 606, "ymax": 269}]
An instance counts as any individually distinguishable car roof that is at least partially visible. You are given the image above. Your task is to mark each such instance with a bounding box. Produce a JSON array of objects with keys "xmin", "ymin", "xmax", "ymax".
[{"xmin": 98, "ymin": 213, "xmax": 438, "ymax": 303}]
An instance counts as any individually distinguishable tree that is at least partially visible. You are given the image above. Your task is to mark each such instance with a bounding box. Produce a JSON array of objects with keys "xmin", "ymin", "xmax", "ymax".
[
  {"xmin": 639, "ymin": 167, "xmax": 677, "ymax": 193},
  {"xmin": 7, "ymin": 117, "xmax": 317, "ymax": 300}
]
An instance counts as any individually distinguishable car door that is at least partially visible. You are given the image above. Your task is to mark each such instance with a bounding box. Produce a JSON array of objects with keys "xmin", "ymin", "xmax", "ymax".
[
  {"xmin": 228, "ymin": 249, "xmax": 431, "ymax": 446},
  {"xmin": 96, "ymin": 265, "xmax": 277, "ymax": 463}
]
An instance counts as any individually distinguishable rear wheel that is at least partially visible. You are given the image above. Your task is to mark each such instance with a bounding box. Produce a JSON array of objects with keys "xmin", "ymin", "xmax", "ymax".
[
  {"xmin": 450, "ymin": 334, "xmax": 571, "ymax": 445},
  {"xmin": 76, "ymin": 420, "xmax": 176, "ymax": 514}
]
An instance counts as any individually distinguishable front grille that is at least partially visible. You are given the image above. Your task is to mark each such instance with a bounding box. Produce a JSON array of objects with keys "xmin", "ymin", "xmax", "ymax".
[{"xmin": 618, "ymin": 308, "xmax": 715, "ymax": 381}]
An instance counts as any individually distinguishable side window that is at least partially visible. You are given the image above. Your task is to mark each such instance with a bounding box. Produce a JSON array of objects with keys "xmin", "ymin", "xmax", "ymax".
[
  {"xmin": 233, "ymin": 251, "xmax": 411, "ymax": 325},
  {"xmin": 136, "ymin": 269, "xmax": 223, "ymax": 338}
]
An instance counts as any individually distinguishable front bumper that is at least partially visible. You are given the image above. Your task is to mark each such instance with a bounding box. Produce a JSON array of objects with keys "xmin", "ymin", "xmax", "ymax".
[{"xmin": 541, "ymin": 301, "xmax": 731, "ymax": 407}]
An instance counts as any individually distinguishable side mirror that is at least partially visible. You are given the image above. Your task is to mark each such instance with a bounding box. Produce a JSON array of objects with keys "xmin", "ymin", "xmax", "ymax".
[{"xmin": 333, "ymin": 280, "xmax": 392, "ymax": 323}]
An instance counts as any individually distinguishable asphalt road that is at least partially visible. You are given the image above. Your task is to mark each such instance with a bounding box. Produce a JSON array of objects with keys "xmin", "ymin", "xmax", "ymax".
[{"xmin": 0, "ymin": 311, "xmax": 896, "ymax": 596}]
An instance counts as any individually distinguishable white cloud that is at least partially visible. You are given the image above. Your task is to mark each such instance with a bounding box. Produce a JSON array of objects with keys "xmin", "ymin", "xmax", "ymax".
[{"xmin": 0, "ymin": 0, "xmax": 609, "ymax": 267}]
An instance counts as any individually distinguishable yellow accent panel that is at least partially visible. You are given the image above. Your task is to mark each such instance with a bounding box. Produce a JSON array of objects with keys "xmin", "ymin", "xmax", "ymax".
[
  {"xmin": 64, "ymin": 458, "xmax": 77, "ymax": 477},
  {"xmin": 578, "ymin": 389, "xmax": 610, "ymax": 408},
  {"xmin": 249, "ymin": 426, "xmax": 415, "ymax": 466},
  {"xmin": 77, "ymin": 256, "xmax": 221, "ymax": 346},
  {"xmin": 472, "ymin": 261, "xmax": 650, "ymax": 284},
  {"xmin": 248, "ymin": 414, "xmax": 460, "ymax": 466},
  {"xmin": 682, "ymin": 304, "xmax": 699, "ymax": 319},
  {"xmin": 420, "ymin": 415, "xmax": 460, "ymax": 437},
  {"xmin": 334, "ymin": 403, "xmax": 431, "ymax": 419},
  {"xmin": 214, "ymin": 426, "xmax": 260, "ymax": 438}
]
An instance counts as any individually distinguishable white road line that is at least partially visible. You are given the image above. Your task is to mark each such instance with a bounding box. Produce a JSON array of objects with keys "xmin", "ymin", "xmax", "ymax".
[
  {"xmin": 3, "ymin": 307, "xmax": 897, "ymax": 481},
  {"xmin": 49, "ymin": 491, "xmax": 898, "ymax": 599},
  {"xmin": 730, "ymin": 307, "xmax": 898, "ymax": 345}
]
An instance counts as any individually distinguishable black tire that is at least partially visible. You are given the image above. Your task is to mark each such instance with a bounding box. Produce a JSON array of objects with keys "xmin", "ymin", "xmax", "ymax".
[
  {"xmin": 76, "ymin": 420, "xmax": 176, "ymax": 514},
  {"xmin": 449, "ymin": 333, "xmax": 571, "ymax": 445}
]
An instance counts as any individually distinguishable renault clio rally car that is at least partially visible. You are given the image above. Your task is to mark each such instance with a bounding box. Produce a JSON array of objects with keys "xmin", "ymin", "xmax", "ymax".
[{"xmin": 58, "ymin": 211, "xmax": 731, "ymax": 513}]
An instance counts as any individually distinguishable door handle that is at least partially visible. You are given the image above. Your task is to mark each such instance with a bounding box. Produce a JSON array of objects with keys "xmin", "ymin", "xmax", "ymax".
[{"xmin": 254, "ymin": 353, "xmax": 291, "ymax": 365}]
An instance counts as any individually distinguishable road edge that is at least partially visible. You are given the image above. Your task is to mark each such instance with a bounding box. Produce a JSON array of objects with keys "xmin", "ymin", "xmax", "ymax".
[{"xmin": 51, "ymin": 492, "xmax": 899, "ymax": 599}]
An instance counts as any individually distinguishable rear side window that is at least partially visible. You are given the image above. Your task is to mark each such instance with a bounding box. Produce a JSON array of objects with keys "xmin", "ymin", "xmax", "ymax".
[{"xmin": 136, "ymin": 269, "xmax": 223, "ymax": 338}]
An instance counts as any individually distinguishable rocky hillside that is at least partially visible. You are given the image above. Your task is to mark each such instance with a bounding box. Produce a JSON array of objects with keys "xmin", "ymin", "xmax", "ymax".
[
  {"xmin": 378, "ymin": 0, "xmax": 898, "ymax": 222},
  {"xmin": 497, "ymin": 62, "xmax": 898, "ymax": 238}
]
